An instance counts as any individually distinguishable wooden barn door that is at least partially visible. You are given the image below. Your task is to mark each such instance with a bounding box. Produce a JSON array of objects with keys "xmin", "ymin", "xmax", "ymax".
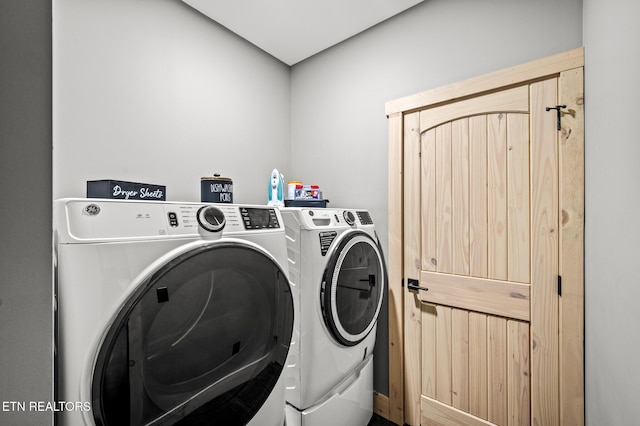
[
  {"xmin": 402, "ymin": 78, "xmax": 565, "ymax": 425},
  {"xmin": 386, "ymin": 49, "xmax": 583, "ymax": 426}
]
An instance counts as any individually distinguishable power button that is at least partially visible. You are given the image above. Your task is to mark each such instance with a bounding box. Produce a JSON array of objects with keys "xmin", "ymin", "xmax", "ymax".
[{"xmin": 167, "ymin": 212, "xmax": 179, "ymax": 227}]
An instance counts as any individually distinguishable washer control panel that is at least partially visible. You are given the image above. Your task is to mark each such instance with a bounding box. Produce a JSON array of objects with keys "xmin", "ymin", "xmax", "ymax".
[{"xmin": 298, "ymin": 208, "xmax": 374, "ymax": 229}]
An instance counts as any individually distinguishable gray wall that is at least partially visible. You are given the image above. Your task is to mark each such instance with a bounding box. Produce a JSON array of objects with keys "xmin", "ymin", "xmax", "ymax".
[
  {"xmin": 53, "ymin": 0, "xmax": 291, "ymax": 203},
  {"xmin": 583, "ymin": 0, "xmax": 640, "ymax": 424},
  {"xmin": 290, "ymin": 0, "xmax": 583, "ymax": 394},
  {"xmin": 0, "ymin": 1, "xmax": 53, "ymax": 425}
]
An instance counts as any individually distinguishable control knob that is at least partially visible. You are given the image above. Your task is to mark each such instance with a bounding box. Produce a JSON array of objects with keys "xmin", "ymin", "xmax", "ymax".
[
  {"xmin": 343, "ymin": 210, "xmax": 356, "ymax": 226},
  {"xmin": 197, "ymin": 206, "xmax": 226, "ymax": 232}
]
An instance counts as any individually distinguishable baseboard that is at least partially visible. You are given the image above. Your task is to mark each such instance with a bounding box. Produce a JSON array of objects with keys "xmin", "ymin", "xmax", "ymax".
[{"xmin": 373, "ymin": 392, "xmax": 390, "ymax": 420}]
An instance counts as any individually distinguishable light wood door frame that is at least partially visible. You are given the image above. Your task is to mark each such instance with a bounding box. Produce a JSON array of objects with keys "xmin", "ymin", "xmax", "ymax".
[{"xmin": 385, "ymin": 48, "xmax": 584, "ymax": 426}]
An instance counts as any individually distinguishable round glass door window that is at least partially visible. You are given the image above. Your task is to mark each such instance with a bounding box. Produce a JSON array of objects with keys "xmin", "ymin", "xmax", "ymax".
[
  {"xmin": 321, "ymin": 231, "xmax": 385, "ymax": 346},
  {"xmin": 91, "ymin": 242, "xmax": 294, "ymax": 426}
]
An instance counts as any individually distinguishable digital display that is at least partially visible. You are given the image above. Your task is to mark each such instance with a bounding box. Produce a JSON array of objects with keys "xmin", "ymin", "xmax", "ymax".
[{"xmin": 241, "ymin": 208, "xmax": 279, "ymax": 230}]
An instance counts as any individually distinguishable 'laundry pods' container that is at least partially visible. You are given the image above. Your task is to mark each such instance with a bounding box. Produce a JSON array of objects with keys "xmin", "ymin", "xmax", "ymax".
[{"xmin": 201, "ymin": 174, "xmax": 233, "ymax": 203}]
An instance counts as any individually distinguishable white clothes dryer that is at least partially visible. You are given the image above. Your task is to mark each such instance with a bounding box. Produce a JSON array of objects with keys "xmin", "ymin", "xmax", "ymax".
[
  {"xmin": 54, "ymin": 198, "xmax": 295, "ymax": 426},
  {"xmin": 280, "ymin": 208, "xmax": 386, "ymax": 426}
]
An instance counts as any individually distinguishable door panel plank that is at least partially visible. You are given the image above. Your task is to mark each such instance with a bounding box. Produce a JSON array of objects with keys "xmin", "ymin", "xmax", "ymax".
[
  {"xmin": 419, "ymin": 271, "xmax": 530, "ymax": 321},
  {"xmin": 402, "ymin": 112, "xmax": 423, "ymax": 426},
  {"xmin": 469, "ymin": 312, "xmax": 488, "ymax": 420},
  {"xmin": 452, "ymin": 119, "xmax": 470, "ymax": 276},
  {"xmin": 530, "ymin": 79, "xmax": 560, "ymax": 425},
  {"xmin": 436, "ymin": 123, "xmax": 453, "ymax": 274},
  {"xmin": 508, "ymin": 320, "xmax": 531, "ymax": 426},
  {"xmin": 387, "ymin": 112, "xmax": 404, "ymax": 425},
  {"xmin": 436, "ymin": 305, "xmax": 452, "ymax": 404},
  {"xmin": 507, "ymin": 113, "xmax": 531, "ymax": 284},
  {"xmin": 452, "ymin": 309, "xmax": 470, "ymax": 411},
  {"xmin": 422, "ymin": 396, "xmax": 495, "ymax": 426},
  {"xmin": 404, "ymin": 112, "xmax": 422, "ymax": 281},
  {"xmin": 422, "ymin": 128, "xmax": 437, "ymax": 272},
  {"xmin": 469, "ymin": 116, "xmax": 488, "ymax": 279},
  {"xmin": 422, "ymin": 303, "xmax": 437, "ymax": 399},
  {"xmin": 419, "ymin": 85, "xmax": 530, "ymax": 131},
  {"xmin": 488, "ymin": 316, "xmax": 507, "ymax": 425},
  {"xmin": 487, "ymin": 113, "xmax": 508, "ymax": 280},
  {"xmin": 558, "ymin": 67, "xmax": 585, "ymax": 426}
]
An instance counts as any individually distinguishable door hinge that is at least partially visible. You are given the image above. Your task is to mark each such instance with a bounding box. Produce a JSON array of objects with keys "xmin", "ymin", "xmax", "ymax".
[{"xmin": 558, "ymin": 275, "xmax": 562, "ymax": 296}]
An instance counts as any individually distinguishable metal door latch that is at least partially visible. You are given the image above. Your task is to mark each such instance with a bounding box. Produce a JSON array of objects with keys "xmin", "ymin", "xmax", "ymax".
[
  {"xmin": 545, "ymin": 104, "xmax": 567, "ymax": 131},
  {"xmin": 407, "ymin": 278, "xmax": 429, "ymax": 292}
]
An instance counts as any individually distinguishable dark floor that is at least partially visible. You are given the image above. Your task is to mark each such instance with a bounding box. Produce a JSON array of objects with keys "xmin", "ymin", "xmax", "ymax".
[{"xmin": 368, "ymin": 413, "xmax": 398, "ymax": 426}]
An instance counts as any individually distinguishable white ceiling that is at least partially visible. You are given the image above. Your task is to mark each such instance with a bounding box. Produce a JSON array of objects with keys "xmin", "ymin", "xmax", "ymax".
[{"xmin": 181, "ymin": 0, "xmax": 424, "ymax": 65}]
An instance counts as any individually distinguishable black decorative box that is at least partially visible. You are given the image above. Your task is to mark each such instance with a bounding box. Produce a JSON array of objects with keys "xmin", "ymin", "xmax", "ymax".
[{"xmin": 87, "ymin": 179, "xmax": 166, "ymax": 201}]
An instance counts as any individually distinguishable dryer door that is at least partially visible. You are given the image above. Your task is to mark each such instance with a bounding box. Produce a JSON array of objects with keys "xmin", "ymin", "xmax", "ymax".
[
  {"xmin": 321, "ymin": 231, "xmax": 386, "ymax": 346},
  {"xmin": 90, "ymin": 241, "xmax": 293, "ymax": 426}
]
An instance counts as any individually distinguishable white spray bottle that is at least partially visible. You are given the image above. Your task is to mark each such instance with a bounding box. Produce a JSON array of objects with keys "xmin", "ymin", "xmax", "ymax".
[{"xmin": 267, "ymin": 168, "xmax": 284, "ymax": 207}]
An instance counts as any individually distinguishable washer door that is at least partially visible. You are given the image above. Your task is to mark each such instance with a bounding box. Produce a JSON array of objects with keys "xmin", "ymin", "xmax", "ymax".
[
  {"xmin": 321, "ymin": 231, "xmax": 386, "ymax": 346},
  {"xmin": 91, "ymin": 241, "xmax": 293, "ymax": 426}
]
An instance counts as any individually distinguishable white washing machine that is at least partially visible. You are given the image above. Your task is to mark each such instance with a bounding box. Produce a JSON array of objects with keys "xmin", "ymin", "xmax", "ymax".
[
  {"xmin": 280, "ymin": 208, "xmax": 386, "ymax": 426},
  {"xmin": 54, "ymin": 198, "xmax": 295, "ymax": 426}
]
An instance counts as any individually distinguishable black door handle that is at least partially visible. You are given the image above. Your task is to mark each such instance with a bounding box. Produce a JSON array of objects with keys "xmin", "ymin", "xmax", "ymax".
[{"xmin": 407, "ymin": 278, "xmax": 428, "ymax": 292}]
